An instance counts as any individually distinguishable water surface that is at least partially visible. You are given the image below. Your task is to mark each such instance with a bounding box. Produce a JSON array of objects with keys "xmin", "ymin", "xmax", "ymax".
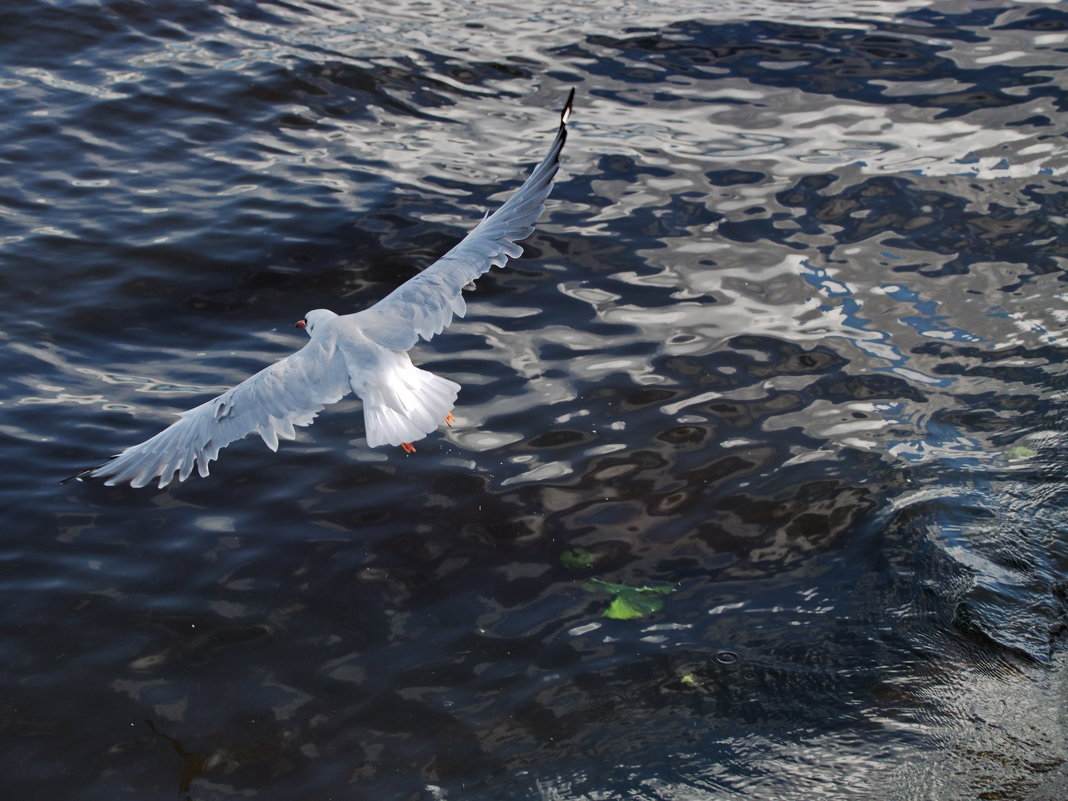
[{"xmin": 2, "ymin": 0, "xmax": 1067, "ymax": 799}]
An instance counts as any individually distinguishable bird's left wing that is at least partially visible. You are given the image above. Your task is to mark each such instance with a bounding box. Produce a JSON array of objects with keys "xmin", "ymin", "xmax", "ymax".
[
  {"xmin": 86, "ymin": 335, "xmax": 352, "ymax": 488},
  {"xmin": 354, "ymin": 88, "xmax": 574, "ymax": 352}
]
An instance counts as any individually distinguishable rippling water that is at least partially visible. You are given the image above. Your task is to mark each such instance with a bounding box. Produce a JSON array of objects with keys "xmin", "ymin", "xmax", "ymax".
[{"xmin": 3, "ymin": 0, "xmax": 1067, "ymax": 799}]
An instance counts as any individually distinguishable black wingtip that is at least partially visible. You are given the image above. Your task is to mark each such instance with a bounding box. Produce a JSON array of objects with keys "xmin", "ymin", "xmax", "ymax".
[
  {"xmin": 59, "ymin": 458, "xmax": 114, "ymax": 486},
  {"xmin": 549, "ymin": 88, "xmax": 575, "ymax": 159},
  {"xmin": 560, "ymin": 87, "xmax": 576, "ymax": 127},
  {"xmin": 59, "ymin": 467, "xmax": 95, "ymax": 486}
]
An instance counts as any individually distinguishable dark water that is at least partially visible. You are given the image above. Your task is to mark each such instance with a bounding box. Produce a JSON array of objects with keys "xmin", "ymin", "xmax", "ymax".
[{"xmin": 3, "ymin": 0, "xmax": 1067, "ymax": 798}]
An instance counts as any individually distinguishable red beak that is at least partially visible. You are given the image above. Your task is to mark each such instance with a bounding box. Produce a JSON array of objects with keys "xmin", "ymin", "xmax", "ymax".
[{"xmin": 295, "ymin": 320, "xmax": 306, "ymax": 329}]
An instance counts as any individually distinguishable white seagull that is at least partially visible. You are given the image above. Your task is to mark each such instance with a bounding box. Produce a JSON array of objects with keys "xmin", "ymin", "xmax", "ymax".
[{"xmin": 80, "ymin": 89, "xmax": 574, "ymax": 489}]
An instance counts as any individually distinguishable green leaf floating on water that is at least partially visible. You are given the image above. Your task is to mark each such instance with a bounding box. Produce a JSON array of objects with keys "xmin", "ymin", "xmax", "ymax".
[
  {"xmin": 585, "ymin": 578, "xmax": 675, "ymax": 620},
  {"xmin": 1005, "ymin": 445, "xmax": 1037, "ymax": 460},
  {"xmin": 603, "ymin": 593, "xmax": 665, "ymax": 620},
  {"xmin": 561, "ymin": 547, "xmax": 596, "ymax": 571}
]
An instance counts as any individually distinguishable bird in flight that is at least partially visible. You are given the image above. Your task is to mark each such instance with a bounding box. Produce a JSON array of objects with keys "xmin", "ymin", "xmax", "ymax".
[{"xmin": 79, "ymin": 89, "xmax": 574, "ymax": 489}]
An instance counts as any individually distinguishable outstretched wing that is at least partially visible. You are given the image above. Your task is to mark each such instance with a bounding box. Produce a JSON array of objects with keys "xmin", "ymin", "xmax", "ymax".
[
  {"xmin": 88, "ymin": 335, "xmax": 352, "ymax": 488},
  {"xmin": 356, "ymin": 88, "xmax": 574, "ymax": 351}
]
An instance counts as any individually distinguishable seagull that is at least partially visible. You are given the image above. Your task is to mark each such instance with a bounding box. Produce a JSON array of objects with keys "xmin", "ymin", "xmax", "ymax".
[{"xmin": 78, "ymin": 88, "xmax": 574, "ymax": 489}]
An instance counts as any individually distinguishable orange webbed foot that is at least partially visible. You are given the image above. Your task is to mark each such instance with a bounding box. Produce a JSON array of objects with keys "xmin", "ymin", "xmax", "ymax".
[
  {"xmin": 444, "ymin": 413, "xmax": 455, "ymax": 427},
  {"xmin": 401, "ymin": 442, "xmax": 416, "ymax": 453}
]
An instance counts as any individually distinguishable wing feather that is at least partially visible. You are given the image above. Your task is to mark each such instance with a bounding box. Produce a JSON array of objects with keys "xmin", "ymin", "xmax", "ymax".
[
  {"xmin": 88, "ymin": 335, "xmax": 352, "ymax": 488},
  {"xmin": 357, "ymin": 89, "xmax": 574, "ymax": 351}
]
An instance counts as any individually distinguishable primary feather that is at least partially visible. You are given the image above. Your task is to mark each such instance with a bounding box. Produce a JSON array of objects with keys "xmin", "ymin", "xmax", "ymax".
[{"xmin": 83, "ymin": 89, "xmax": 574, "ymax": 489}]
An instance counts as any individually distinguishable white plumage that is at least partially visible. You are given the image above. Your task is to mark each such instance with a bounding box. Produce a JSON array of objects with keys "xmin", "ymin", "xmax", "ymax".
[{"xmin": 83, "ymin": 89, "xmax": 574, "ymax": 489}]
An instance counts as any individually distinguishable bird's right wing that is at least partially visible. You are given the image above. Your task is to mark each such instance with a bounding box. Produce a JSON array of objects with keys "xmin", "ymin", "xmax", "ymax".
[
  {"xmin": 354, "ymin": 88, "xmax": 574, "ymax": 352},
  {"xmin": 87, "ymin": 335, "xmax": 352, "ymax": 488}
]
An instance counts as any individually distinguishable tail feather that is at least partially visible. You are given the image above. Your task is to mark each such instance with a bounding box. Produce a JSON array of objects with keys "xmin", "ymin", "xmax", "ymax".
[{"xmin": 360, "ymin": 360, "xmax": 460, "ymax": 448}]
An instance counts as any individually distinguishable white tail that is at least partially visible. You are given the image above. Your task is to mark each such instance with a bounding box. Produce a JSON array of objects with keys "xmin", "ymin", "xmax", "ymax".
[{"xmin": 358, "ymin": 353, "xmax": 460, "ymax": 447}]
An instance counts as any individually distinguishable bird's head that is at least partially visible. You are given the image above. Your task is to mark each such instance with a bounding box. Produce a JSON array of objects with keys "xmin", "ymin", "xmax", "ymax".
[{"xmin": 295, "ymin": 308, "xmax": 338, "ymax": 337}]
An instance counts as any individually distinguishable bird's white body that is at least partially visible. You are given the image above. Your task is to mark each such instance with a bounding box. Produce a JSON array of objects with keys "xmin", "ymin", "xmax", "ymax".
[
  {"xmin": 322, "ymin": 310, "xmax": 461, "ymax": 448},
  {"xmin": 84, "ymin": 90, "xmax": 574, "ymax": 488}
]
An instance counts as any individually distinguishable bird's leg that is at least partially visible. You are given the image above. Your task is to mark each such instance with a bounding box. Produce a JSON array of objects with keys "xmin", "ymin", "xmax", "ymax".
[
  {"xmin": 444, "ymin": 413, "xmax": 455, "ymax": 427},
  {"xmin": 401, "ymin": 442, "xmax": 416, "ymax": 453}
]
